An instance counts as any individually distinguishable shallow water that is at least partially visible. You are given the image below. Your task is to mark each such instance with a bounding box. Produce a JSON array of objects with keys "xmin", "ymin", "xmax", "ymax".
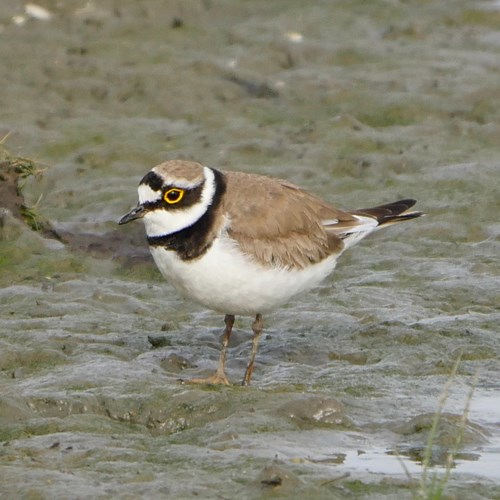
[{"xmin": 1, "ymin": 0, "xmax": 500, "ymax": 498}]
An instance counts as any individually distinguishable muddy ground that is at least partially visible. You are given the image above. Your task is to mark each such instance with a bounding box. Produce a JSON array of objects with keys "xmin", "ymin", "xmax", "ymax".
[{"xmin": 1, "ymin": 1, "xmax": 499, "ymax": 498}]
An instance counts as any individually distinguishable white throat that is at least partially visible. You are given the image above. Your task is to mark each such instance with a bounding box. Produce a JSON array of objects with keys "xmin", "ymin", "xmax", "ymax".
[{"xmin": 142, "ymin": 166, "xmax": 216, "ymax": 237}]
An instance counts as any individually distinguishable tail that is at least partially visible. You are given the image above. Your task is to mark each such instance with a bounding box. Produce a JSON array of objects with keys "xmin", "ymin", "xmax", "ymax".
[
  {"xmin": 351, "ymin": 199, "xmax": 424, "ymax": 226},
  {"xmin": 325, "ymin": 199, "xmax": 424, "ymax": 251}
]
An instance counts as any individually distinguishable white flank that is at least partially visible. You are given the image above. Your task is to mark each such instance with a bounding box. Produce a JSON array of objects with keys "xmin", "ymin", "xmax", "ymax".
[
  {"xmin": 142, "ymin": 167, "xmax": 216, "ymax": 237},
  {"xmin": 150, "ymin": 233, "xmax": 338, "ymax": 316}
]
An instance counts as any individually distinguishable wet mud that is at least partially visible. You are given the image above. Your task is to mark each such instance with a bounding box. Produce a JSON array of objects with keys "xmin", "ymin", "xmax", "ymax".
[
  {"xmin": 1, "ymin": 0, "xmax": 500, "ymax": 498},
  {"xmin": 0, "ymin": 155, "xmax": 150, "ymax": 265}
]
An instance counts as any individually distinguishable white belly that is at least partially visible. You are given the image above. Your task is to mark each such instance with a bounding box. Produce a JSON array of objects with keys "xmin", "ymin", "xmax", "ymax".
[{"xmin": 149, "ymin": 236, "xmax": 338, "ymax": 315}]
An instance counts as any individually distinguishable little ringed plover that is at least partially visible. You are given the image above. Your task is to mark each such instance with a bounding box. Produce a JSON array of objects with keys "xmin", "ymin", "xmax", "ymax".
[{"xmin": 119, "ymin": 159, "xmax": 423, "ymax": 386}]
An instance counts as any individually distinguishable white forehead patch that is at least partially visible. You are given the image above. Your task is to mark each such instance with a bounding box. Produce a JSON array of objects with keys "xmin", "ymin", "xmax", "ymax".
[
  {"xmin": 142, "ymin": 166, "xmax": 217, "ymax": 237},
  {"xmin": 138, "ymin": 184, "xmax": 161, "ymax": 204}
]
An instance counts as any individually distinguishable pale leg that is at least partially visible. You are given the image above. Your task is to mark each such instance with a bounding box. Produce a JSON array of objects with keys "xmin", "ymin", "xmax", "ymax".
[
  {"xmin": 242, "ymin": 313, "xmax": 263, "ymax": 386},
  {"xmin": 185, "ymin": 314, "xmax": 235, "ymax": 385}
]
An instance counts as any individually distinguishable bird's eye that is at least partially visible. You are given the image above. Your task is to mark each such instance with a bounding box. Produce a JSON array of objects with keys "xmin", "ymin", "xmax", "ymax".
[{"xmin": 164, "ymin": 188, "xmax": 185, "ymax": 204}]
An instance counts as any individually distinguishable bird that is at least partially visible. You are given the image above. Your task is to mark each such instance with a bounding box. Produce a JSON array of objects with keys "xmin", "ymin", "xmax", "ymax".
[{"xmin": 119, "ymin": 159, "xmax": 423, "ymax": 386}]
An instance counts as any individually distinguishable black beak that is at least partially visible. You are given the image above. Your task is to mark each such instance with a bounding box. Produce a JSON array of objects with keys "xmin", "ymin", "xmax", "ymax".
[{"xmin": 118, "ymin": 204, "xmax": 146, "ymax": 225}]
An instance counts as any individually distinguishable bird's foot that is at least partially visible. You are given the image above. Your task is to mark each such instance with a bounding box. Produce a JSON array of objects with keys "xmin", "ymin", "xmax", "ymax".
[{"xmin": 181, "ymin": 372, "xmax": 231, "ymax": 386}]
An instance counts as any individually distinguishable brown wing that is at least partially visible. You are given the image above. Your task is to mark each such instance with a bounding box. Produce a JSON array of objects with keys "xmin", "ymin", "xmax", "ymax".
[{"xmin": 221, "ymin": 171, "xmax": 355, "ymax": 269}]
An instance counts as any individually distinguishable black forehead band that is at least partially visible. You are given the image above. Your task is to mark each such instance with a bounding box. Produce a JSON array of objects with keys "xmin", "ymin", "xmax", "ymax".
[{"xmin": 140, "ymin": 171, "xmax": 164, "ymax": 191}]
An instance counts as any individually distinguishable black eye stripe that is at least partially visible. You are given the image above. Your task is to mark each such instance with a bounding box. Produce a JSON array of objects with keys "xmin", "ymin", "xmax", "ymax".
[{"xmin": 143, "ymin": 183, "xmax": 204, "ymax": 211}]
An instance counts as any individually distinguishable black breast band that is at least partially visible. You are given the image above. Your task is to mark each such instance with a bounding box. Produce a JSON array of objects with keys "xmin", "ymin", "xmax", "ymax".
[{"xmin": 147, "ymin": 168, "xmax": 226, "ymax": 260}]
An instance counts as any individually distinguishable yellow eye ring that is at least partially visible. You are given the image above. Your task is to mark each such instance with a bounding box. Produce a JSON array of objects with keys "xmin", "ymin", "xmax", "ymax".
[{"xmin": 164, "ymin": 188, "xmax": 185, "ymax": 204}]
